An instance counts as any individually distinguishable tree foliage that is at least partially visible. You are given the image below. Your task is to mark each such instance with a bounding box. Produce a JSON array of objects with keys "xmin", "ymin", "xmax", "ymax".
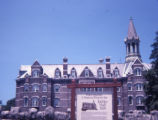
[
  {"xmin": 2, "ymin": 98, "xmax": 15, "ymax": 111},
  {"xmin": 144, "ymin": 31, "xmax": 158, "ymax": 112}
]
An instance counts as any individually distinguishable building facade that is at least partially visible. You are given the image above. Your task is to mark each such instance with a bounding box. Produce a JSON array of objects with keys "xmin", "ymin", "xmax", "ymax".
[{"xmin": 15, "ymin": 19, "xmax": 151, "ymax": 116}]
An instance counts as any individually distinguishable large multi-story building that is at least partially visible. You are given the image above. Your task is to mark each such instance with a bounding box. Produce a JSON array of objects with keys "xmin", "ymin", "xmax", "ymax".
[{"xmin": 15, "ymin": 19, "xmax": 151, "ymax": 116}]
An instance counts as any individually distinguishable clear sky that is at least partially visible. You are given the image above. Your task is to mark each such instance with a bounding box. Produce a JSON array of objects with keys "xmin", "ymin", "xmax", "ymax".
[{"xmin": 0, "ymin": 0, "xmax": 158, "ymax": 104}]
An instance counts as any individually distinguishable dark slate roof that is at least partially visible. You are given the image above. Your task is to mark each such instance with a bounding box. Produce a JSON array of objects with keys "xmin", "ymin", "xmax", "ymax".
[{"xmin": 127, "ymin": 18, "xmax": 139, "ymax": 40}]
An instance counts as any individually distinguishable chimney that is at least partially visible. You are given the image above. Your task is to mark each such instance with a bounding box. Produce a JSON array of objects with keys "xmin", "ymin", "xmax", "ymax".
[
  {"xmin": 63, "ymin": 57, "xmax": 68, "ymax": 78},
  {"xmin": 99, "ymin": 58, "xmax": 104, "ymax": 64},
  {"xmin": 105, "ymin": 57, "xmax": 111, "ymax": 77}
]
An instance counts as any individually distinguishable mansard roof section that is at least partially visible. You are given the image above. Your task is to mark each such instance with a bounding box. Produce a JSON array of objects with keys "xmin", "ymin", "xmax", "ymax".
[
  {"xmin": 68, "ymin": 64, "xmax": 106, "ymax": 78},
  {"xmin": 123, "ymin": 60, "xmax": 152, "ymax": 75},
  {"xmin": 18, "ymin": 63, "xmax": 128, "ymax": 79},
  {"xmin": 111, "ymin": 63, "xmax": 125, "ymax": 77},
  {"xmin": 127, "ymin": 18, "xmax": 139, "ymax": 40}
]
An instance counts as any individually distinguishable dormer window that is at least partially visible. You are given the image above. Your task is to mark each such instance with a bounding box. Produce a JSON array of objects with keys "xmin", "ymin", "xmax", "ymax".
[
  {"xmin": 97, "ymin": 68, "xmax": 103, "ymax": 78},
  {"xmin": 32, "ymin": 70, "xmax": 39, "ymax": 78},
  {"xmin": 71, "ymin": 68, "xmax": 77, "ymax": 78},
  {"xmin": 55, "ymin": 68, "xmax": 61, "ymax": 78},
  {"xmin": 113, "ymin": 68, "xmax": 119, "ymax": 78},
  {"xmin": 134, "ymin": 68, "xmax": 142, "ymax": 76},
  {"xmin": 85, "ymin": 68, "xmax": 89, "ymax": 77}
]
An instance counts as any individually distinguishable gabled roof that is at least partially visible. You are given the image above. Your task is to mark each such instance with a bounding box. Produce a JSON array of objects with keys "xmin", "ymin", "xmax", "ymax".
[
  {"xmin": 32, "ymin": 60, "xmax": 41, "ymax": 66},
  {"xmin": 127, "ymin": 18, "xmax": 139, "ymax": 40}
]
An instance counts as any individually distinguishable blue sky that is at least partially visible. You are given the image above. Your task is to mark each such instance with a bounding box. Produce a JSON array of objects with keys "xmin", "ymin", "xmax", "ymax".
[{"xmin": 0, "ymin": 0, "xmax": 158, "ymax": 104}]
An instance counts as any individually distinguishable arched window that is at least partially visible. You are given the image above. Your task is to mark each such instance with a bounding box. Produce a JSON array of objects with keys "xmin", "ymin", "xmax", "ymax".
[
  {"xmin": 134, "ymin": 68, "xmax": 142, "ymax": 76},
  {"xmin": 113, "ymin": 68, "xmax": 119, "ymax": 78},
  {"xmin": 85, "ymin": 67, "xmax": 89, "ymax": 77},
  {"xmin": 54, "ymin": 84, "xmax": 60, "ymax": 92},
  {"xmin": 42, "ymin": 97, "xmax": 47, "ymax": 106},
  {"xmin": 55, "ymin": 68, "xmax": 61, "ymax": 78},
  {"xmin": 24, "ymin": 84, "xmax": 29, "ymax": 92},
  {"xmin": 135, "ymin": 83, "xmax": 143, "ymax": 91},
  {"xmin": 128, "ymin": 96, "xmax": 133, "ymax": 105},
  {"xmin": 127, "ymin": 83, "xmax": 132, "ymax": 91},
  {"xmin": 24, "ymin": 97, "xmax": 28, "ymax": 107},
  {"xmin": 71, "ymin": 68, "xmax": 77, "ymax": 78},
  {"xmin": 84, "ymin": 67, "xmax": 89, "ymax": 77},
  {"xmin": 32, "ymin": 84, "xmax": 39, "ymax": 92},
  {"xmin": 136, "ymin": 96, "xmax": 144, "ymax": 105},
  {"xmin": 32, "ymin": 70, "xmax": 39, "ymax": 78},
  {"xmin": 97, "ymin": 68, "xmax": 103, "ymax": 78},
  {"xmin": 42, "ymin": 84, "xmax": 47, "ymax": 92},
  {"xmin": 32, "ymin": 97, "xmax": 39, "ymax": 107}
]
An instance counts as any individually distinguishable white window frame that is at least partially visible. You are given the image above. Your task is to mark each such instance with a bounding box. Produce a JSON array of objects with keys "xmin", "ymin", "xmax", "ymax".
[
  {"xmin": 136, "ymin": 83, "xmax": 143, "ymax": 91},
  {"xmin": 113, "ymin": 68, "xmax": 119, "ymax": 78},
  {"xmin": 32, "ymin": 97, "xmax": 39, "ymax": 107},
  {"xmin": 55, "ymin": 69, "xmax": 61, "ymax": 78},
  {"xmin": 71, "ymin": 68, "xmax": 76, "ymax": 78},
  {"xmin": 134, "ymin": 68, "xmax": 142, "ymax": 76},
  {"xmin": 32, "ymin": 70, "xmax": 39, "ymax": 78},
  {"xmin": 32, "ymin": 84, "xmax": 40, "ymax": 92},
  {"xmin": 136, "ymin": 96, "xmax": 144, "ymax": 105},
  {"xmin": 98, "ymin": 68, "xmax": 103, "ymax": 78},
  {"xmin": 85, "ymin": 68, "xmax": 89, "ymax": 77}
]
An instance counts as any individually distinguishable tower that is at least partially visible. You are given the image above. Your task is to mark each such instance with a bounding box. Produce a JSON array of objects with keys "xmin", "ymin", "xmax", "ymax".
[{"xmin": 124, "ymin": 18, "xmax": 142, "ymax": 63}]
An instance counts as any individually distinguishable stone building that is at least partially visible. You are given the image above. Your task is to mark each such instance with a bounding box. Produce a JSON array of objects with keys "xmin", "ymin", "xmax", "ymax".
[{"xmin": 15, "ymin": 19, "xmax": 151, "ymax": 116}]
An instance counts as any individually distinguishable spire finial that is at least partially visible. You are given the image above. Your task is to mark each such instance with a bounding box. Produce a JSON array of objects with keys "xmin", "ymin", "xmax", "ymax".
[
  {"xmin": 129, "ymin": 16, "xmax": 133, "ymax": 20},
  {"xmin": 127, "ymin": 17, "xmax": 138, "ymax": 39}
]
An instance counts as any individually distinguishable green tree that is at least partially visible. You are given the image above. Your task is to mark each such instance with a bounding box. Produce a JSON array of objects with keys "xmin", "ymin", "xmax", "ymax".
[
  {"xmin": 2, "ymin": 98, "xmax": 15, "ymax": 111},
  {"xmin": 144, "ymin": 31, "xmax": 158, "ymax": 113}
]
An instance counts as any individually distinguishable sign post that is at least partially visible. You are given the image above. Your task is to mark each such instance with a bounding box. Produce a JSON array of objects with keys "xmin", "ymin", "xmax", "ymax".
[{"xmin": 67, "ymin": 79, "xmax": 121, "ymax": 120}]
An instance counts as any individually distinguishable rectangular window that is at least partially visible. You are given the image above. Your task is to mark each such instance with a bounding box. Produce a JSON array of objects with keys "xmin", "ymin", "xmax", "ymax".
[
  {"xmin": 117, "ymin": 87, "xmax": 120, "ymax": 92},
  {"xmin": 32, "ymin": 97, "xmax": 38, "ymax": 107},
  {"xmin": 128, "ymin": 96, "xmax": 133, "ymax": 105},
  {"xmin": 118, "ymin": 97, "xmax": 121, "ymax": 106},
  {"xmin": 24, "ymin": 97, "xmax": 28, "ymax": 107},
  {"xmin": 54, "ymin": 84, "xmax": 60, "ymax": 92},
  {"xmin": 42, "ymin": 97, "xmax": 47, "ymax": 106},
  {"xmin": 128, "ymin": 83, "xmax": 132, "ymax": 91},
  {"xmin": 42, "ymin": 84, "xmax": 47, "ymax": 92},
  {"xmin": 54, "ymin": 98, "xmax": 60, "ymax": 107}
]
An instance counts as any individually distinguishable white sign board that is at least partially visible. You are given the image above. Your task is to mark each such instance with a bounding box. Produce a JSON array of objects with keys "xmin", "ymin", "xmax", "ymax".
[{"xmin": 76, "ymin": 89, "xmax": 113, "ymax": 120}]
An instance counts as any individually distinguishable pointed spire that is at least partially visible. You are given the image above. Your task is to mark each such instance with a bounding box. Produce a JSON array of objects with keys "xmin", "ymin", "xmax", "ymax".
[{"xmin": 127, "ymin": 17, "xmax": 138, "ymax": 39}]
